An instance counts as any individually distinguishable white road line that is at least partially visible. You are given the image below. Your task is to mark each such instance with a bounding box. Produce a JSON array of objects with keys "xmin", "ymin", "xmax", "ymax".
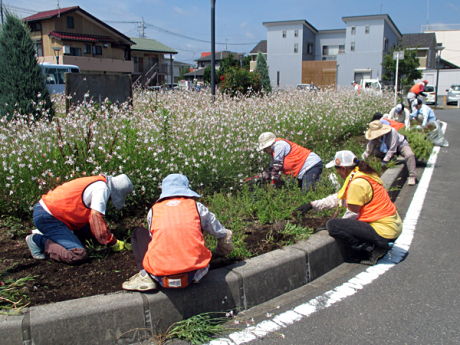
[{"xmin": 209, "ymin": 138, "xmax": 443, "ymax": 345}]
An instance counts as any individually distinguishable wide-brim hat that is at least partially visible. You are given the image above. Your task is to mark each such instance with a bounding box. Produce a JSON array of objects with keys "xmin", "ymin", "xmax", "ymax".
[
  {"xmin": 325, "ymin": 150, "xmax": 358, "ymax": 168},
  {"xmin": 106, "ymin": 174, "xmax": 134, "ymax": 210},
  {"xmin": 257, "ymin": 132, "xmax": 276, "ymax": 151},
  {"xmin": 158, "ymin": 174, "xmax": 201, "ymax": 201},
  {"xmin": 365, "ymin": 120, "xmax": 392, "ymax": 140}
]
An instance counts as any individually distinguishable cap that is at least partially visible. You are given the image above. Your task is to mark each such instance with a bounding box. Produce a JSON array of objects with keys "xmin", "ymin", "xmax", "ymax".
[
  {"xmin": 395, "ymin": 103, "xmax": 404, "ymax": 113},
  {"xmin": 423, "ymin": 80, "xmax": 428, "ymax": 85},
  {"xmin": 325, "ymin": 150, "xmax": 358, "ymax": 169}
]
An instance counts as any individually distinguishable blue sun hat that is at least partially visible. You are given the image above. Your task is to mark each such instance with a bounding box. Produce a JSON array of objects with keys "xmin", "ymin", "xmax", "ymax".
[{"xmin": 158, "ymin": 174, "xmax": 201, "ymax": 201}]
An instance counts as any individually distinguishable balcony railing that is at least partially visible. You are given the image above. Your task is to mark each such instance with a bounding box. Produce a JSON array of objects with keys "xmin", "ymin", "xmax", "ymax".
[{"xmin": 134, "ymin": 62, "xmax": 172, "ymax": 74}]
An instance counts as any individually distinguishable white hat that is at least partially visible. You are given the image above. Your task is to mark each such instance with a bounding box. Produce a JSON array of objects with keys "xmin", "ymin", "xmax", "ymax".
[
  {"xmin": 158, "ymin": 174, "xmax": 201, "ymax": 201},
  {"xmin": 325, "ymin": 150, "xmax": 358, "ymax": 168},
  {"xmin": 106, "ymin": 174, "xmax": 134, "ymax": 209},
  {"xmin": 257, "ymin": 132, "xmax": 276, "ymax": 151},
  {"xmin": 395, "ymin": 103, "xmax": 404, "ymax": 113}
]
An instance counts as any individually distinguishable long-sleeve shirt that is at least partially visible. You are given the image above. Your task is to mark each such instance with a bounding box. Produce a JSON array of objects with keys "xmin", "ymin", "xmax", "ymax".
[
  {"xmin": 146, "ymin": 201, "xmax": 228, "ymax": 239},
  {"xmin": 362, "ymin": 128, "xmax": 408, "ymax": 162},
  {"xmin": 311, "ymin": 193, "xmax": 359, "ymax": 220},
  {"xmin": 409, "ymin": 104, "xmax": 437, "ymax": 127},
  {"xmin": 384, "ymin": 107, "xmax": 411, "ymax": 129}
]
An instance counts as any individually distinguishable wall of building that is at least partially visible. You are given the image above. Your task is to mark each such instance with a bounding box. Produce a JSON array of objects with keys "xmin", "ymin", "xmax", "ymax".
[
  {"xmin": 301, "ymin": 26, "xmax": 316, "ymax": 61},
  {"xmin": 420, "ymin": 69, "xmax": 460, "ymax": 97},
  {"xmin": 426, "ymin": 30, "xmax": 460, "ymax": 68},
  {"xmin": 266, "ymin": 23, "xmax": 304, "ymax": 88},
  {"xmin": 314, "ymin": 31, "xmax": 346, "ymax": 61}
]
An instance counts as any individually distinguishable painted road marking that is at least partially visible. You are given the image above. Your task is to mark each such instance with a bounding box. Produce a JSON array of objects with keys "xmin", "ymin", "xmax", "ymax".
[{"xmin": 209, "ymin": 138, "xmax": 443, "ymax": 345}]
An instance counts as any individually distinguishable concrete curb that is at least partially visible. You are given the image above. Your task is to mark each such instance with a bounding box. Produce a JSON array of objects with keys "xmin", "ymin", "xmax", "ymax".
[{"xmin": 0, "ymin": 164, "xmax": 408, "ymax": 345}]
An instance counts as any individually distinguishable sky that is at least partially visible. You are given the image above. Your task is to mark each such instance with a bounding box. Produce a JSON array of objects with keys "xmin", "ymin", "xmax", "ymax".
[{"xmin": 8, "ymin": 0, "xmax": 460, "ymax": 65}]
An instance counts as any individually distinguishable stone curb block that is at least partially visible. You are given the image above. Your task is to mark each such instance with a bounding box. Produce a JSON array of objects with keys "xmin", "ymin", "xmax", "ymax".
[{"xmin": 0, "ymin": 164, "xmax": 407, "ymax": 345}]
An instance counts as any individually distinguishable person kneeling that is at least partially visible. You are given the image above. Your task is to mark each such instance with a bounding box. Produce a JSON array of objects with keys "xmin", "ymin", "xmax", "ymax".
[
  {"xmin": 294, "ymin": 151, "xmax": 402, "ymax": 265},
  {"xmin": 122, "ymin": 174, "xmax": 234, "ymax": 291}
]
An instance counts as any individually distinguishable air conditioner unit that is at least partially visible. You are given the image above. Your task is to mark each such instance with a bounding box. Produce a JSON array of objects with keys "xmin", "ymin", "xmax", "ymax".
[
  {"xmin": 63, "ymin": 46, "xmax": 70, "ymax": 55},
  {"xmin": 103, "ymin": 43, "xmax": 109, "ymax": 48}
]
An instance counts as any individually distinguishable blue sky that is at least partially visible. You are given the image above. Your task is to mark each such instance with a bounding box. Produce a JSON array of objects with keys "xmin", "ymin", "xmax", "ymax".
[{"xmin": 10, "ymin": 0, "xmax": 460, "ymax": 64}]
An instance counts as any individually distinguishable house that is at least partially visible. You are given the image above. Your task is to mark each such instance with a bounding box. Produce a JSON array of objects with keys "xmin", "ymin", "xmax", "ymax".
[
  {"xmin": 424, "ymin": 26, "xmax": 460, "ymax": 68},
  {"xmin": 24, "ymin": 6, "xmax": 135, "ymax": 74},
  {"xmin": 163, "ymin": 57, "xmax": 192, "ymax": 85},
  {"xmin": 249, "ymin": 40, "xmax": 267, "ymax": 72},
  {"xmin": 129, "ymin": 37, "xmax": 177, "ymax": 87},
  {"xmin": 263, "ymin": 14, "xmax": 402, "ymax": 88},
  {"xmin": 182, "ymin": 51, "xmax": 241, "ymax": 84},
  {"xmin": 400, "ymin": 33, "xmax": 437, "ymax": 70}
]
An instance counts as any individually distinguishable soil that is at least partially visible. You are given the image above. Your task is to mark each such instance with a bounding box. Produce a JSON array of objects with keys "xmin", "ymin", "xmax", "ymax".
[{"xmin": 0, "ymin": 215, "xmax": 329, "ymax": 309}]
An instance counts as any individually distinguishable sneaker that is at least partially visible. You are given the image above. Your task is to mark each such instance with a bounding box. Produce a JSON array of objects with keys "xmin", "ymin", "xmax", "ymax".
[
  {"xmin": 360, "ymin": 246, "xmax": 388, "ymax": 266},
  {"xmin": 408, "ymin": 176, "xmax": 416, "ymax": 186},
  {"xmin": 122, "ymin": 273, "xmax": 157, "ymax": 291},
  {"xmin": 25, "ymin": 235, "xmax": 45, "ymax": 259},
  {"xmin": 31, "ymin": 229, "xmax": 43, "ymax": 235}
]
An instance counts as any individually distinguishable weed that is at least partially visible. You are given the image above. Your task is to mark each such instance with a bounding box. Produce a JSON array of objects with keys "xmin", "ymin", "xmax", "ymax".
[
  {"xmin": 0, "ymin": 275, "xmax": 36, "ymax": 313},
  {"xmin": 85, "ymin": 240, "xmax": 110, "ymax": 260},
  {"xmin": 280, "ymin": 221, "xmax": 313, "ymax": 243}
]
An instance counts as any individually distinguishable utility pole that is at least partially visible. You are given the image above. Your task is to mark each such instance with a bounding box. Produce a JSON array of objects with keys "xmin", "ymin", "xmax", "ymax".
[
  {"xmin": 225, "ymin": 39, "xmax": 229, "ymax": 51},
  {"xmin": 210, "ymin": 0, "xmax": 216, "ymax": 98}
]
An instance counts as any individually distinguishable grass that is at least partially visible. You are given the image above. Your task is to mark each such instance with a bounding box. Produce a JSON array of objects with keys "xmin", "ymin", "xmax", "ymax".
[{"xmin": 0, "ymin": 275, "xmax": 36, "ymax": 314}]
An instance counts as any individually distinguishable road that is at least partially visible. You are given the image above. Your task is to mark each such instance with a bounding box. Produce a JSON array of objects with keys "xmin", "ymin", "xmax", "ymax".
[{"xmin": 212, "ymin": 108, "xmax": 460, "ymax": 345}]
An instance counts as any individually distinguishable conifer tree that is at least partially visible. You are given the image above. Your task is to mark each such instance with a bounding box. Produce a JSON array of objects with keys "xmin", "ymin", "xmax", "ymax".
[
  {"xmin": 0, "ymin": 12, "xmax": 54, "ymax": 122},
  {"xmin": 255, "ymin": 52, "xmax": 271, "ymax": 93}
]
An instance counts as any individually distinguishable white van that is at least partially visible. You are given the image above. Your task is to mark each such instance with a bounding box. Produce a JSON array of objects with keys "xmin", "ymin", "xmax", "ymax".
[
  {"xmin": 39, "ymin": 63, "xmax": 80, "ymax": 94},
  {"xmin": 360, "ymin": 79, "xmax": 382, "ymax": 94}
]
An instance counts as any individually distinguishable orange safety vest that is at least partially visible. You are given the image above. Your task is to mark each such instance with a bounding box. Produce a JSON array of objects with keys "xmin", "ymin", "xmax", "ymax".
[
  {"xmin": 143, "ymin": 197, "xmax": 212, "ymax": 277},
  {"xmin": 273, "ymin": 138, "xmax": 311, "ymax": 177},
  {"xmin": 345, "ymin": 175, "xmax": 396, "ymax": 223},
  {"xmin": 409, "ymin": 83, "xmax": 425, "ymax": 95},
  {"xmin": 41, "ymin": 176, "xmax": 107, "ymax": 231},
  {"xmin": 385, "ymin": 118, "xmax": 405, "ymax": 131}
]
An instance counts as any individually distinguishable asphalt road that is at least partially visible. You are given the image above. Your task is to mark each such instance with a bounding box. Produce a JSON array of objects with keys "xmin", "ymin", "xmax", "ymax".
[{"xmin": 213, "ymin": 108, "xmax": 460, "ymax": 345}]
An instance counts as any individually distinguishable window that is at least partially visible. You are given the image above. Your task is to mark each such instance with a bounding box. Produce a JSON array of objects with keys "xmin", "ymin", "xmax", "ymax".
[
  {"xmin": 294, "ymin": 29, "xmax": 298, "ymax": 37},
  {"xmin": 33, "ymin": 42, "xmax": 43, "ymax": 57},
  {"xmin": 294, "ymin": 43, "xmax": 298, "ymax": 53},
  {"xmin": 67, "ymin": 16, "xmax": 74, "ymax": 29},
  {"xmin": 84, "ymin": 44, "xmax": 91, "ymax": 54},
  {"xmin": 351, "ymin": 26, "xmax": 356, "ymax": 35},
  {"xmin": 282, "ymin": 30, "xmax": 286, "ymax": 38},
  {"xmin": 69, "ymin": 47, "xmax": 81, "ymax": 56},
  {"xmin": 322, "ymin": 44, "xmax": 345, "ymax": 60},
  {"xmin": 351, "ymin": 41, "xmax": 355, "ymax": 51},
  {"xmin": 384, "ymin": 38, "xmax": 389, "ymax": 52},
  {"xmin": 30, "ymin": 22, "xmax": 41, "ymax": 32},
  {"xmin": 365, "ymin": 25, "xmax": 370, "ymax": 34},
  {"xmin": 339, "ymin": 45, "xmax": 345, "ymax": 54},
  {"xmin": 93, "ymin": 46, "xmax": 102, "ymax": 55},
  {"xmin": 307, "ymin": 43, "xmax": 313, "ymax": 54}
]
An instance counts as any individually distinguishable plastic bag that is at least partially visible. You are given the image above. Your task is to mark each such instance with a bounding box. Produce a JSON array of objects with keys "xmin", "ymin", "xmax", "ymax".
[{"xmin": 426, "ymin": 120, "xmax": 449, "ymax": 147}]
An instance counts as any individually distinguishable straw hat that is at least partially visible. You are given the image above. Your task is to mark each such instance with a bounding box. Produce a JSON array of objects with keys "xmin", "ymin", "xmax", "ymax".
[
  {"xmin": 257, "ymin": 132, "xmax": 276, "ymax": 151},
  {"xmin": 365, "ymin": 120, "xmax": 392, "ymax": 140}
]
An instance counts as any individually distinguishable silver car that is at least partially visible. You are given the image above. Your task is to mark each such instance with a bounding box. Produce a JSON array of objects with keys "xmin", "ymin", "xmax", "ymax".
[{"xmin": 446, "ymin": 84, "xmax": 460, "ymax": 105}]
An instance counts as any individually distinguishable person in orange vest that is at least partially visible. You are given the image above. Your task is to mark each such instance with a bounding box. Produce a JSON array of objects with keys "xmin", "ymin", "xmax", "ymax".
[
  {"xmin": 352, "ymin": 81, "xmax": 361, "ymax": 94},
  {"xmin": 294, "ymin": 150, "xmax": 402, "ymax": 265},
  {"xmin": 362, "ymin": 120, "xmax": 417, "ymax": 186},
  {"xmin": 257, "ymin": 132, "xmax": 323, "ymax": 191},
  {"xmin": 373, "ymin": 112, "xmax": 405, "ymax": 131},
  {"xmin": 26, "ymin": 174, "xmax": 134, "ymax": 265},
  {"xmin": 122, "ymin": 174, "xmax": 233, "ymax": 291},
  {"xmin": 384, "ymin": 103, "xmax": 411, "ymax": 129},
  {"xmin": 407, "ymin": 80, "xmax": 428, "ymax": 111}
]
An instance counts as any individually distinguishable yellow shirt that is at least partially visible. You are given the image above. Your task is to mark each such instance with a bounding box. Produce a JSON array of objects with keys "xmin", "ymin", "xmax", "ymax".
[{"xmin": 347, "ymin": 178, "xmax": 402, "ymax": 239}]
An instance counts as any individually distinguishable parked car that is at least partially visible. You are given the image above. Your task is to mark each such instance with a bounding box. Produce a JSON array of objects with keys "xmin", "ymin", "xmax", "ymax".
[
  {"xmin": 360, "ymin": 79, "xmax": 382, "ymax": 94},
  {"xmin": 446, "ymin": 84, "xmax": 460, "ymax": 105},
  {"xmin": 423, "ymin": 85, "xmax": 436, "ymax": 104},
  {"xmin": 296, "ymin": 84, "xmax": 318, "ymax": 92}
]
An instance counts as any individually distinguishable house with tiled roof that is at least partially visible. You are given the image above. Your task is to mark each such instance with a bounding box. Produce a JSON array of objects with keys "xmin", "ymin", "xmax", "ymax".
[
  {"xmin": 23, "ymin": 6, "xmax": 135, "ymax": 74},
  {"xmin": 129, "ymin": 37, "xmax": 178, "ymax": 87},
  {"xmin": 400, "ymin": 33, "xmax": 437, "ymax": 70},
  {"xmin": 249, "ymin": 40, "xmax": 267, "ymax": 72}
]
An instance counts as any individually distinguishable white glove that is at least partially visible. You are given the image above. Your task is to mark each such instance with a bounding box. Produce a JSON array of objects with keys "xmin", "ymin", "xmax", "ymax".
[{"xmin": 214, "ymin": 230, "xmax": 234, "ymax": 257}]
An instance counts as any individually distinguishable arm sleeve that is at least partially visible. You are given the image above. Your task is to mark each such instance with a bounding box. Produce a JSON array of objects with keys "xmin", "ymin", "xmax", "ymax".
[
  {"xmin": 361, "ymin": 143, "xmax": 371, "ymax": 160},
  {"xmin": 404, "ymin": 109, "xmax": 411, "ymax": 129},
  {"xmin": 89, "ymin": 210, "xmax": 117, "ymax": 246},
  {"xmin": 421, "ymin": 108, "xmax": 429, "ymax": 127},
  {"xmin": 386, "ymin": 109, "xmax": 394, "ymax": 120},
  {"xmin": 384, "ymin": 131, "xmax": 398, "ymax": 162},
  {"xmin": 196, "ymin": 202, "xmax": 228, "ymax": 238},
  {"xmin": 409, "ymin": 109, "xmax": 419, "ymax": 119},
  {"xmin": 146, "ymin": 209, "xmax": 152, "ymax": 234},
  {"xmin": 342, "ymin": 209, "xmax": 359, "ymax": 220},
  {"xmin": 311, "ymin": 193, "xmax": 346, "ymax": 211}
]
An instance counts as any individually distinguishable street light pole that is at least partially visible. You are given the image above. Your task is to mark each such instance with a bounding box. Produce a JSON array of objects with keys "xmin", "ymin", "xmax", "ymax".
[
  {"xmin": 52, "ymin": 46, "xmax": 62, "ymax": 64},
  {"xmin": 434, "ymin": 46, "xmax": 444, "ymax": 107},
  {"xmin": 210, "ymin": 0, "xmax": 216, "ymax": 98}
]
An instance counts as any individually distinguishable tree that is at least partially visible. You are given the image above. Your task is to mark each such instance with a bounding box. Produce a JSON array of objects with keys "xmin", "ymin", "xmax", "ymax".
[
  {"xmin": 216, "ymin": 53, "xmax": 239, "ymax": 81},
  {"xmin": 255, "ymin": 52, "xmax": 271, "ymax": 92},
  {"xmin": 381, "ymin": 45, "xmax": 422, "ymax": 91},
  {"xmin": 242, "ymin": 55, "xmax": 251, "ymax": 71},
  {"xmin": 219, "ymin": 66, "xmax": 261, "ymax": 97},
  {"xmin": 0, "ymin": 12, "xmax": 54, "ymax": 122}
]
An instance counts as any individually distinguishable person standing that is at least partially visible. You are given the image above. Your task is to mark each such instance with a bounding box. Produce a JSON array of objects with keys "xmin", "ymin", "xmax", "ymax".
[
  {"xmin": 407, "ymin": 80, "xmax": 428, "ymax": 111},
  {"xmin": 26, "ymin": 174, "xmax": 134, "ymax": 265},
  {"xmin": 362, "ymin": 120, "xmax": 417, "ymax": 186},
  {"xmin": 352, "ymin": 81, "xmax": 361, "ymax": 94},
  {"xmin": 122, "ymin": 174, "xmax": 233, "ymax": 291},
  {"xmin": 294, "ymin": 151, "xmax": 402, "ymax": 265},
  {"xmin": 257, "ymin": 132, "xmax": 323, "ymax": 192}
]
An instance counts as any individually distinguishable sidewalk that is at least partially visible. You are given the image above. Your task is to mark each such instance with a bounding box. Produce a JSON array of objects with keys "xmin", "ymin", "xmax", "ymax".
[{"xmin": 0, "ymin": 164, "xmax": 409, "ymax": 345}]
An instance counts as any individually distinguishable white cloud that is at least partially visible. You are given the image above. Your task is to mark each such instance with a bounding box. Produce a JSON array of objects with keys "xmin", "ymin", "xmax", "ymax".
[
  {"xmin": 246, "ymin": 32, "xmax": 255, "ymax": 39},
  {"xmin": 240, "ymin": 22, "xmax": 247, "ymax": 28},
  {"xmin": 445, "ymin": 3, "xmax": 459, "ymax": 11},
  {"xmin": 173, "ymin": 6, "xmax": 188, "ymax": 15}
]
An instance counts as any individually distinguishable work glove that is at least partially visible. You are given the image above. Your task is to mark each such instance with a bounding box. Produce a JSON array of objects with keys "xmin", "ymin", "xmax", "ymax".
[
  {"xmin": 110, "ymin": 240, "xmax": 132, "ymax": 252},
  {"xmin": 381, "ymin": 161, "xmax": 387, "ymax": 167},
  {"xmin": 294, "ymin": 202, "xmax": 313, "ymax": 214},
  {"xmin": 212, "ymin": 230, "xmax": 234, "ymax": 257}
]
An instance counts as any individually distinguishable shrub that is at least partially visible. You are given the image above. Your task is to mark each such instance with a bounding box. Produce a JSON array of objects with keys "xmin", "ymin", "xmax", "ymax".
[{"xmin": 219, "ymin": 67, "xmax": 261, "ymax": 97}]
